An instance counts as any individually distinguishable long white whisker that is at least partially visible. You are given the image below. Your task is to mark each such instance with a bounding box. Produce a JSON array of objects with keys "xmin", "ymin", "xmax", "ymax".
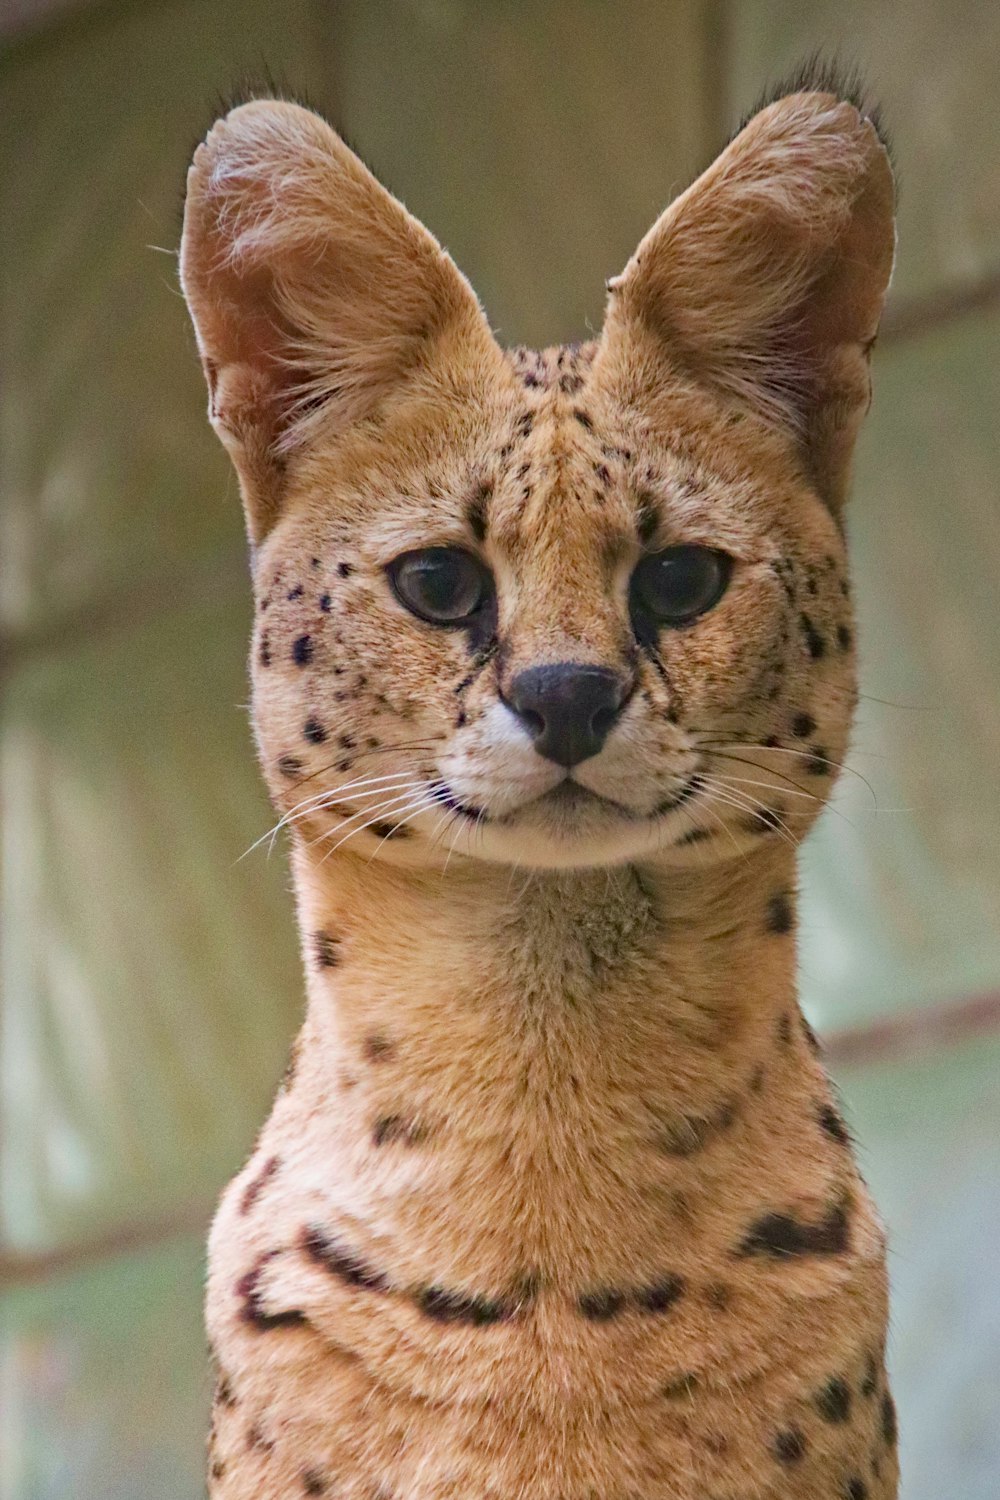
[
  {"xmin": 305, "ymin": 785, "xmax": 432, "ymax": 851},
  {"xmin": 238, "ymin": 771, "xmax": 429, "ymax": 861},
  {"xmin": 270, "ymin": 777, "xmax": 428, "ymax": 857},
  {"xmin": 365, "ymin": 796, "xmax": 442, "ymax": 864},
  {"xmin": 320, "ymin": 792, "xmax": 439, "ymax": 864},
  {"xmin": 695, "ymin": 780, "xmax": 800, "ymax": 851}
]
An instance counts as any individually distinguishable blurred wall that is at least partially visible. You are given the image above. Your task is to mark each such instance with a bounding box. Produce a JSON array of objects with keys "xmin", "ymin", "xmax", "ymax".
[{"xmin": 2, "ymin": 3, "xmax": 999, "ymax": 1498}]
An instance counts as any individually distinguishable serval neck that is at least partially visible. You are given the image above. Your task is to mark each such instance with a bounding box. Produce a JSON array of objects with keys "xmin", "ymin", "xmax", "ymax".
[{"xmin": 291, "ymin": 843, "xmax": 801, "ymax": 1118}]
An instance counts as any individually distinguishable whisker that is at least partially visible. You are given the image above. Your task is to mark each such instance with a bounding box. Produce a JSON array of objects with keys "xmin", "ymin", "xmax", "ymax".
[
  {"xmin": 695, "ymin": 779, "xmax": 800, "ymax": 851},
  {"xmin": 320, "ymin": 791, "xmax": 439, "ymax": 863},
  {"xmin": 239, "ymin": 770, "xmax": 432, "ymax": 860},
  {"xmin": 304, "ymin": 784, "xmax": 431, "ymax": 851}
]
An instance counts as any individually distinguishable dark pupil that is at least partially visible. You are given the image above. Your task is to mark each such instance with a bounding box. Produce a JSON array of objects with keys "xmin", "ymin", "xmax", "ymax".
[
  {"xmin": 397, "ymin": 549, "xmax": 483, "ymax": 621},
  {"xmin": 637, "ymin": 546, "xmax": 727, "ymax": 622}
]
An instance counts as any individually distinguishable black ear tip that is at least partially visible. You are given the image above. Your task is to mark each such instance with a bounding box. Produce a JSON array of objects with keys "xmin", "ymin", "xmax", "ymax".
[{"xmin": 736, "ymin": 53, "xmax": 894, "ymax": 171}]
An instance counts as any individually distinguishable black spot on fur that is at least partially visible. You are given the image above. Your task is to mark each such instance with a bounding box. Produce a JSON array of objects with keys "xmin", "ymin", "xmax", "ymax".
[
  {"xmin": 314, "ymin": 931, "xmax": 339, "ymax": 969},
  {"xmin": 738, "ymin": 1201, "xmax": 850, "ymax": 1259},
  {"xmin": 579, "ymin": 1287, "xmax": 627, "ymax": 1320},
  {"xmin": 635, "ymin": 1275, "xmax": 685, "ymax": 1314},
  {"xmin": 372, "ymin": 1114, "xmax": 426, "ymax": 1147},
  {"xmin": 845, "ymin": 1479, "xmax": 868, "ymax": 1500},
  {"xmin": 766, "ymin": 892, "xmax": 794, "ymax": 934},
  {"xmin": 837, "ymin": 623, "xmax": 853, "ymax": 651},
  {"xmin": 807, "ymin": 745, "xmax": 831, "ymax": 774},
  {"xmin": 215, "ymin": 1374, "xmax": 236, "ymax": 1408},
  {"xmin": 237, "ymin": 1257, "xmax": 307, "ymax": 1331},
  {"xmin": 301, "ymin": 1226, "xmax": 390, "ymax": 1293},
  {"xmin": 319, "ymin": 593, "xmax": 331, "ymax": 612},
  {"xmin": 677, "ymin": 826, "xmax": 712, "ymax": 846},
  {"xmin": 287, "ymin": 584, "xmax": 304, "ymax": 600},
  {"xmin": 277, "ymin": 755, "xmax": 303, "ymax": 778},
  {"xmin": 792, "ymin": 711, "xmax": 817, "ymax": 738},
  {"xmin": 776, "ymin": 1012, "xmax": 793, "ymax": 1046},
  {"xmin": 337, "ymin": 561, "xmax": 353, "ymax": 578},
  {"xmin": 259, "ymin": 634, "xmax": 271, "ymax": 666},
  {"xmin": 369, "ymin": 819, "xmax": 413, "ymax": 840},
  {"xmin": 417, "ymin": 1285, "xmax": 514, "ymax": 1325},
  {"xmin": 800, "ymin": 613, "xmax": 826, "ymax": 659},
  {"xmin": 881, "ymin": 1390, "xmax": 898, "ymax": 1446},
  {"xmin": 773, "ymin": 1427, "xmax": 807, "ymax": 1464},
  {"xmin": 303, "ymin": 716, "xmax": 327, "ymax": 744},
  {"xmin": 364, "ymin": 1033, "xmax": 395, "ymax": 1062},
  {"xmin": 706, "ymin": 1281, "xmax": 732, "ymax": 1311},
  {"xmin": 746, "ymin": 805, "xmax": 784, "ymax": 834},
  {"xmin": 572, "ymin": 408, "xmax": 594, "ymax": 430},
  {"xmin": 239, "ymin": 1154, "xmax": 280, "ymax": 1215},
  {"xmin": 816, "ymin": 1375, "xmax": 852, "ymax": 1423},
  {"xmin": 819, "ymin": 1102, "xmax": 852, "ymax": 1146},
  {"xmin": 662, "ymin": 1372, "xmax": 699, "ymax": 1399},
  {"xmin": 861, "ymin": 1352, "xmax": 879, "ymax": 1398},
  {"xmin": 292, "ymin": 634, "xmax": 313, "ymax": 666},
  {"xmin": 302, "ymin": 1471, "xmax": 327, "ymax": 1495}
]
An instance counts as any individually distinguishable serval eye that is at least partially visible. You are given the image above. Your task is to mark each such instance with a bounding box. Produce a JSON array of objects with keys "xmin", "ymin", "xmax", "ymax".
[
  {"xmin": 388, "ymin": 547, "xmax": 492, "ymax": 626},
  {"xmin": 631, "ymin": 546, "xmax": 732, "ymax": 627}
]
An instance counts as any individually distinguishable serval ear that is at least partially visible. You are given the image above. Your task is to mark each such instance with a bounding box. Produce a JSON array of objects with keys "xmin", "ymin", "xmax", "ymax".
[
  {"xmin": 598, "ymin": 83, "xmax": 896, "ymax": 512},
  {"xmin": 181, "ymin": 99, "xmax": 496, "ymax": 543}
]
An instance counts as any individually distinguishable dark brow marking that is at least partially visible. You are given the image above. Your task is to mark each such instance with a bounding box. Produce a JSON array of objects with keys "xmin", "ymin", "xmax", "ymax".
[
  {"xmin": 465, "ymin": 481, "xmax": 492, "ymax": 542},
  {"xmin": 636, "ymin": 499, "xmax": 659, "ymax": 544}
]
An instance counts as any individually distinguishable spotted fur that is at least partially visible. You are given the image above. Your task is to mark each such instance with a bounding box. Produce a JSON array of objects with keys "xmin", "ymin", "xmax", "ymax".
[{"xmin": 183, "ymin": 65, "xmax": 898, "ymax": 1499}]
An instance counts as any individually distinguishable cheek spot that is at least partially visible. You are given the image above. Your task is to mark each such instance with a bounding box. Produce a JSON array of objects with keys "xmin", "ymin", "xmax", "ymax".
[
  {"xmin": 287, "ymin": 584, "xmax": 303, "ymax": 601},
  {"xmin": 337, "ymin": 561, "xmax": 353, "ymax": 578},
  {"xmin": 792, "ymin": 711, "xmax": 817, "ymax": 739},
  {"xmin": 815, "ymin": 1375, "xmax": 852, "ymax": 1423},
  {"xmin": 292, "ymin": 634, "xmax": 313, "ymax": 666},
  {"xmin": 277, "ymin": 755, "xmax": 303, "ymax": 779},
  {"xmin": 319, "ymin": 593, "xmax": 331, "ymax": 612},
  {"xmin": 259, "ymin": 635, "xmax": 271, "ymax": 667},
  {"xmin": 303, "ymin": 718, "xmax": 327, "ymax": 744},
  {"xmin": 807, "ymin": 746, "xmax": 831, "ymax": 775},
  {"xmin": 837, "ymin": 624, "xmax": 853, "ymax": 651}
]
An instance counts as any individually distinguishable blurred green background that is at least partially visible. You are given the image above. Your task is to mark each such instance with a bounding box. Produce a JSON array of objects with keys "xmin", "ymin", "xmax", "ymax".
[{"xmin": 2, "ymin": 2, "xmax": 999, "ymax": 1496}]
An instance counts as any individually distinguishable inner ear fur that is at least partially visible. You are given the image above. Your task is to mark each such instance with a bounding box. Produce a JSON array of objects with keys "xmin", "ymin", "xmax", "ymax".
[
  {"xmin": 600, "ymin": 89, "xmax": 897, "ymax": 511},
  {"xmin": 180, "ymin": 99, "xmax": 496, "ymax": 543}
]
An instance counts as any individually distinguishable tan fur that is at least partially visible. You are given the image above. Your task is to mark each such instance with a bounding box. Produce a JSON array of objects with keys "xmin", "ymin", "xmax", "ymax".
[{"xmin": 182, "ymin": 84, "xmax": 898, "ymax": 1499}]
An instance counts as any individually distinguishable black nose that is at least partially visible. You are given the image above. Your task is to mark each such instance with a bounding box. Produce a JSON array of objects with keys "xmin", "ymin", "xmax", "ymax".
[{"xmin": 505, "ymin": 662, "xmax": 629, "ymax": 767}]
